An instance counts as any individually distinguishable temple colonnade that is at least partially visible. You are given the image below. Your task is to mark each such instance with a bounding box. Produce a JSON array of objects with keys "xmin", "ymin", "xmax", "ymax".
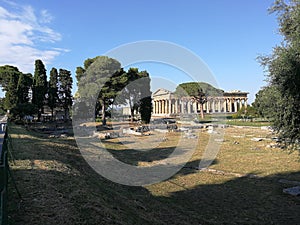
[{"xmin": 152, "ymin": 89, "xmax": 248, "ymax": 116}]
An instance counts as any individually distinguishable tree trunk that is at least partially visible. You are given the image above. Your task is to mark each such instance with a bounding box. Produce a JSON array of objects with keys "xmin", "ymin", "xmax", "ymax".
[
  {"xmin": 101, "ymin": 103, "xmax": 106, "ymax": 126},
  {"xmin": 200, "ymin": 103, "xmax": 204, "ymax": 119},
  {"xmin": 38, "ymin": 110, "xmax": 41, "ymax": 122},
  {"xmin": 130, "ymin": 108, "xmax": 134, "ymax": 122},
  {"xmin": 51, "ymin": 108, "xmax": 54, "ymax": 121},
  {"xmin": 64, "ymin": 108, "xmax": 69, "ymax": 122}
]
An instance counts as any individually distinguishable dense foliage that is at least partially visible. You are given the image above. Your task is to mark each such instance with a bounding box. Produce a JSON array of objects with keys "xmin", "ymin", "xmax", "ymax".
[
  {"xmin": 58, "ymin": 69, "xmax": 73, "ymax": 120},
  {"xmin": 76, "ymin": 56, "xmax": 152, "ymax": 124},
  {"xmin": 32, "ymin": 59, "xmax": 47, "ymax": 120},
  {"xmin": 0, "ymin": 60, "xmax": 73, "ymax": 121},
  {"xmin": 232, "ymin": 106, "xmax": 258, "ymax": 119},
  {"xmin": 256, "ymin": 0, "xmax": 300, "ymax": 147},
  {"xmin": 175, "ymin": 82, "xmax": 223, "ymax": 118},
  {"xmin": 48, "ymin": 68, "xmax": 59, "ymax": 119}
]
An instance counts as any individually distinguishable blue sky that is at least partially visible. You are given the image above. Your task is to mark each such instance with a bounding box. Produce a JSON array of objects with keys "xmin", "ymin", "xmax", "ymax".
[{"xmin": 0, "ymin": 0, "xmax": 282, "ymax": 103}]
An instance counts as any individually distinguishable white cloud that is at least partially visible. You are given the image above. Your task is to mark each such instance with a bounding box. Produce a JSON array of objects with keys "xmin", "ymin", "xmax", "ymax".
[
  {"xmin": 40, "ymin": 9, "xmax": 53, "ymax": 24},
  {"xmin": 0, "ymin": 2, "xmax": 67, "ymax": 73}
]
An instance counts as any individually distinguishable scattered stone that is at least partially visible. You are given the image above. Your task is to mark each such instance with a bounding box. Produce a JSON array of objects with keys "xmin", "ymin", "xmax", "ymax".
[
  {"xmin": 266, "ymin": 143, "xmax": 278, "ymax": 148},
  {"xmin": 218, "ymin": 124, "xmax": 229, "ymax": 128},
  {"xmin": 160, "ymin": 137, "xmax": 168, "ymax": 142},
  {"xmin": 272, "ymin": 137, "xmax": 281, "ymax": 142},
  {"xmin": 233, "ymin": 141, "xmax": 239, "ymax": 145},
  {"xmin": 154, "ymin": 129, "xmax": 168, "ymax": 133},
  {"xmin": 178, "ymin": 127, "xmax": 189, "ymax": 132},
  {"xmin": 283, "ymin": 186, "xmax": 300, "ymax": 196},
  {"xmin": 207, "ymin": 129, "xmax": 217, "ymax": 134},
  {"xmin": 184, "ymin": 133, "xmax": 197, "ymax": 139},
  {"xmin": 122, "ymin": 127, "xmax": 150, "ymax": 136},
  {"xmin": 251, "ymin": 137, "xmax": 263, "ymax": 142},
  {"xmin": 110, "ymin": 132, "xmax": 120, "ymax": 138},
  {"xmin": 279, "ymin": 179, "xmax": 300, "ymax": 186},
  {"xmin": 261, "ymin": 126, "xmax": 272, "ymax": 131},
  {"xmin": 214, "ymin": 138, "xmax": 224, "ymax": 142},
  {"xmin": 200, "ymin": 168, "xmax": 260, "ymax": 179},
  {"xmin": 233, "ymin": 135, "xmax": 245, "ymax": 138}
]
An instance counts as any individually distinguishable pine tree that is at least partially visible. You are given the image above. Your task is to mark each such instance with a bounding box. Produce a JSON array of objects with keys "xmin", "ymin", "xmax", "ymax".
[
  {"xmin": 48, "ymin": 68, "xmax": 59, "ymax": 120},
  {"xmin": 4, "ymin": 73, "xmax": 19, "ymax": 113},
  {"xmin": 32, "ymin": 59, "xmax": 47, "ymax": 121},
  {"xmin": 17, "ymin": 73, "xmax": 33, "ymax": 104},
  {"xmin": 77, "ymin": 56, "xmax": 122, "ymax": 125},
  {"xmin": 0, "ymin": 65, "xmax": 21, "ymax": 91},
  {"xmin": 58, "ymin": 69, "xmax": 73, "ymax": 121}
]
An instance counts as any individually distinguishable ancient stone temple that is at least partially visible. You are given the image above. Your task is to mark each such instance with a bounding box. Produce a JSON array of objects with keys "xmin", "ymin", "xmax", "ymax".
[{"xmin": 152, "ymin": 88, "xmax": 248, "ymax": 116}]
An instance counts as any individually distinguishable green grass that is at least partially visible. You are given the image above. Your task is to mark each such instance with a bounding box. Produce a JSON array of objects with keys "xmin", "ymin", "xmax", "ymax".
[
  {"xmin": 7, "ymin": 123, "xmax": 300, "ymax": 225},
  {"xmin": 225, "ymin": 120, "xmax": 272, "ymax": 127}
]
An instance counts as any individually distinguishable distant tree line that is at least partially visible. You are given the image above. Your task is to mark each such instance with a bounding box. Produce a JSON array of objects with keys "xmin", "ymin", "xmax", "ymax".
[{"xmin": 0, "ymin": 59, "xmax": 73, "ymax": 121}]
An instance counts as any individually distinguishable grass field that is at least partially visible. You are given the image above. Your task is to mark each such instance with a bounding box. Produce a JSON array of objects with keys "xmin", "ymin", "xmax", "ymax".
[
  {"xmin": 7, "ymin": 122, "xmax": 300, "ymax": 225},
  {"xmin": 225, "ymin": 120, "xmax": 272, "ymax": 127}
]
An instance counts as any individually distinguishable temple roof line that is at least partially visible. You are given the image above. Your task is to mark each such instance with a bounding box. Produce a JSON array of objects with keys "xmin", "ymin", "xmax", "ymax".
[{"xmin": 152, "ymin": 88, "xmax": 249, "ymax": 97}]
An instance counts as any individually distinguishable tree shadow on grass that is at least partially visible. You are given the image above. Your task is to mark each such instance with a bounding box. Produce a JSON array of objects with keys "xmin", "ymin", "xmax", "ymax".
[
  {"xmin": 9, "ymin": 163, "xmax": 300, "ymax": 225},
  {"xmin": 156, "ymin": 171, "xmax": 300, "ymax": 224}
]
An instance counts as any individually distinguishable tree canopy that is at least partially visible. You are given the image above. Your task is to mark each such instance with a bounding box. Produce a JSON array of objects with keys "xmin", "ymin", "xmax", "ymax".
[
  {"xmin": 76, "ymin": 56, "xmax": 153, "ymax": 124},
  {"xmin": 116, "ymin": 68, "xmax": 152, "ymax": 123},
  {"xmin": 174, "ymin": 82, "xmax": 223, "ymax": 119},
  {"xmin": 4, "ymin": 72, "xmax": 19, "ymax": 112},
  {"xmin": 58, "ymin": 69, "xmax": 73, "ymax": 120},
  {"xmin": 0, "ymin": 65, "xmax": 21, "ymax": 92},
  {"xmin": 32, "ymin": 59, "xmax": 47, "ymax": 120},
  {"xmin": 257, "ymin": 0, "xmax": 300, "ymax": 147},
  {"xmin": 174, "ymin": 82, "xmax": 224, "ymax": 98},
  {"xmin": 48, "ymin": 68, "xmax": 59, "ymax": 119},
  {"xmin": 17, "ymin": 73, "xmax": 33, "ymax": 104},
  {"xmin": 77, "ymin": 56, "xmax": 124, "ymax": 125},
  {"xmin": 0, "ymin": 60, "xmax": 73, "ymax": 121}
]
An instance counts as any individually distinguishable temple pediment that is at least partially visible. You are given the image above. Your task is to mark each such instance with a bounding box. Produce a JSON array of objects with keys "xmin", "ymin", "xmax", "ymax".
[{"xmin": 152, "ymin": 88, "xmax": 172, "ymax": 97}]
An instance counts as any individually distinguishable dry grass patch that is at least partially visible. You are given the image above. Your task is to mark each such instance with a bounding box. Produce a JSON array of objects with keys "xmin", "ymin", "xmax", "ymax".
[{"xmin": 7, "ymin": 123, "xmax": 300, "ymax": 225}]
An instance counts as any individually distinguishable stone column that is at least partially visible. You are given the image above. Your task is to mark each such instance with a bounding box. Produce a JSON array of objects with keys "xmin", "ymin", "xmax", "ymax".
[
  {"xmin": 187, "ymin": 100, "xmax": 191, "ymax": 114},
  {"xmin": 169, "ymin": 99, "xmax": 172, "ymax": 114},
  {"xmin": 193, "ymin": 102, "xmax": 197, "ymax": 113},
  {"xmin": 218, "ymin": 99, "xmax": 221, "ymax": 112},
  {"xmin": 212, "ymin": 100, "xmax": 215, "ymax": 113},
  {"xmin": 239, "ymin": 99, "xmax": 243, "ymax": 110},
  {"xmin": 245, "ymin": 98, "xmax": 248, "ymax": 109},
  {"xmin": 207, "ymin": 100, "xmax": 210, "ymax": 113},
  {"xmin": 234, "ymin": 99, "xmax": 238, "ymax": 112},
  {"xmin": 223, "ymin": 99, "xmax": 226, "ymax": 112},
  {"xmin": 175, "ymin": 99, "xmax": 178, "ymax": 114},
  {"xmin": 166, "ymin": 100, "xmax": 169, "ymax": 114},
  {"xmin": 228, "ymin": 99, "xmax": 232, "ymax": 112}
]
